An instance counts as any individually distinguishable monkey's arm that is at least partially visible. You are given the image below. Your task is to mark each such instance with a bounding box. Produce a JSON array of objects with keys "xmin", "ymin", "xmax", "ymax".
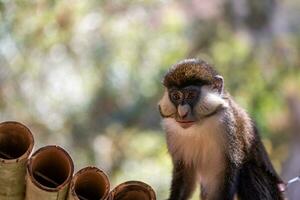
[
  {"xmin": 237, "ymin": 127, "xmax": 284, "ymax": 200},
  {"xmin": 168, "ymin": 160, "xmax": 196, "ymax": 200},
  {"xmin": 218, "ymin": 163, "xmax": 239, "ymax": 200},
  {"xmin": 200, "ymin": 161, "xmax": 239, "ymax": 200}
]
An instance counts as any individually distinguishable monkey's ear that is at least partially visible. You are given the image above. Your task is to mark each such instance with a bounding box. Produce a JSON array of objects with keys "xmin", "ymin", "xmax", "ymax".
[{"xmin": 213, "ymin": 75, "xmax": 224, "ymax": 94}]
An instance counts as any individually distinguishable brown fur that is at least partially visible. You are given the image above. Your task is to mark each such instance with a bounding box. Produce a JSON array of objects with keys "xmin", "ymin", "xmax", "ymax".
[{"xmin": 163, "ymin": 59, "xmax": 218, "ymax": 88}]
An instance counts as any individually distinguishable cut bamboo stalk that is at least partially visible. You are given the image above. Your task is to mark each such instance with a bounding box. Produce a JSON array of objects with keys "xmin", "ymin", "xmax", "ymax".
[
  {"xmin": 0, "ymin": 121, "xmax": 34, "ymax": 200},
  {"xmin": 108, "ymin": 181, "xmax": 156, "ymax": 200},
  {"xmin": 25, "ymin": 145, "xmax": 74, "ymax": 200},
  {"xmin": 67, "ymin": 166, "xmax": 110, "ymax": 200}
]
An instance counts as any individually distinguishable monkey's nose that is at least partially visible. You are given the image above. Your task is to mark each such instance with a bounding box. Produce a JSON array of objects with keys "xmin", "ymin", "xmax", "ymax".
[{"xmin": 178, "ymin": 104, "xmax": 190, "ymax": 119}]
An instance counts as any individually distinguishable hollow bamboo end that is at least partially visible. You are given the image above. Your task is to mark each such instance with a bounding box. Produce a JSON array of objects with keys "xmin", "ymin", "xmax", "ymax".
[
  {"xmin": 27, "ymin": 145, "xmax": 74, "ymax": 191},
  {"xmin": 69, "ymin": 166, "xmax": 110, "ymax": 200},
  {"xmin": 109, "ymin": 181, "xmax": 156, "ymax": 200},
  {"xmin": 0, "ymin": 121, "xmax": 34, "ymax": 163},
  {"xmin": 0, "ymin": 122, "xmax": 34, "ymax": 200}
]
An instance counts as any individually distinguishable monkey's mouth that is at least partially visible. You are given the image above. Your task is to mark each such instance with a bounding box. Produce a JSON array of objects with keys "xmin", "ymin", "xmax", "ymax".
[{"xmin": 176, "ymin": 120, "xmax": 195, "ymax": 128}]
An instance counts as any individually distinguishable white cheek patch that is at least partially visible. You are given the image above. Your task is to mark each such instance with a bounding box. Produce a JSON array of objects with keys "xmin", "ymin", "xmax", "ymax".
[
  {"xmin": 158, "ymin": 90, "xmax": 176, "ymax": 117},
  {"xmin": 195, "ymin": 86, "xmax": 227, "ymax": 117}
]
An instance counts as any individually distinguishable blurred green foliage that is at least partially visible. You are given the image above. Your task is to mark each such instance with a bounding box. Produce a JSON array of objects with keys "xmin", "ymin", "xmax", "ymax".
[{"xmin": 0, "ymin": 0, "xmax": 300, "ymax": 199}]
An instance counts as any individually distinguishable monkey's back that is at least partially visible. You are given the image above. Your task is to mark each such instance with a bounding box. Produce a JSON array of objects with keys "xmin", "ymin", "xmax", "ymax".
[{"xmin": 228, "ymin": 97, "xmax": 284, "ymax": 200}]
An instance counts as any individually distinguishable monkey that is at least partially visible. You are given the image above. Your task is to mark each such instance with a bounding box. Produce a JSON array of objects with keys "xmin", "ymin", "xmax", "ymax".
[{"xmin": 158, "ymin": 59, "xmax": 284, "ymax": 200}]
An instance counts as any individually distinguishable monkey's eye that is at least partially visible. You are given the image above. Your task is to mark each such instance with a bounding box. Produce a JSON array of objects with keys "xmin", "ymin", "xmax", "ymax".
[
  {"xmin": 170, "ymin": 91, "xmax": 181, "ymax": 101},
  {"xmin": 186, "ymin": 91, "xmax": 197, "ymax": 100}
]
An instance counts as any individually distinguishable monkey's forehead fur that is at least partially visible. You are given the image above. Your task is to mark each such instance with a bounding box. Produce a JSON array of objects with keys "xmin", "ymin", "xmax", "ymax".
[{"xmin": 163, "ymin": 59, "xmax": 219, "ymax": 88}]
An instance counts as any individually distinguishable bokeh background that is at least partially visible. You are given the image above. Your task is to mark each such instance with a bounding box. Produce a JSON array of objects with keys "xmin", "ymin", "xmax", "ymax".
[{"xmin": 0, "ymin": 0, "xmax": 300, "ymax": 199}]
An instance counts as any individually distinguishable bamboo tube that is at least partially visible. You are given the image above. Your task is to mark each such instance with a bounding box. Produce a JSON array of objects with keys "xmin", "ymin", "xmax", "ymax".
[
  {"xmin": 25, "ymin": 145, "xmax": 74, "ymax": 200},
  {"xmin": 67, "ymin": 166, "xmax": 110, "ymax": 200},
  {"xmin": 0, "ymin": 121, "xmax": 34, "ymax": 200},
  {"xmin": 108, "ymin": 181, "xmax": 156, "ymax": 200}
]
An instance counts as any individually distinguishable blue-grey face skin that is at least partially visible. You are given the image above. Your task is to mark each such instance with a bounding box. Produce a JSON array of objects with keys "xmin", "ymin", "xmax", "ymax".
[
  {"xmin": 168, "ymin": 85, "xmax": 201, "ymax": 108},
  {"xmin": 164, "ymin": 85, "xmax": 201, "ymax": 127}
]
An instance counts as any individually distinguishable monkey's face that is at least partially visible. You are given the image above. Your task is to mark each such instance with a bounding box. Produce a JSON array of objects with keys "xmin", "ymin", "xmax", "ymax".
[
  {"xmin": 158, "ymin": 59, "xmax": 226, "ymax": 129},
  {"xmin": 160, "ymin": 85, "xmax": 200, "ymax": 128},
  {"xmin": 159, "ymin": 83, "xmax": 224, "ymax": 129}
]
